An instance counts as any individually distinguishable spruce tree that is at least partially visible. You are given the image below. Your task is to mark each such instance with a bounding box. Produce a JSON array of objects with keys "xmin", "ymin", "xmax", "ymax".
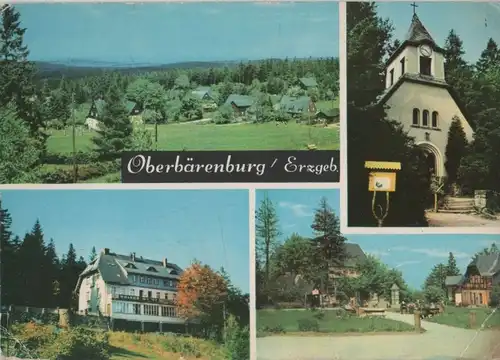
[
  {"xmin": 0, "ymin": 198, "xmax": 19, "ymax": 305},
  {"xmin": 92, "ymin": 84, "xmax": 133, "ymax": 160},
  {"xmin": 255, "ymin": 194, "xmax": 281, "ymax": 283},
  {"xmin": 445, "ymin": 116, "xmax": 468, "ymax": 184},
  {"xmin": 446, "ymin": 252, "xmax": 460, "ymax": 276},
  {"xmin": 0, "ymin": 5, "xmax": 45, "ymax": 147},
  {"xmin": 476, "ymin": 38, "xmax": 500, "ymax": 74},
  {"xmin": 89, "ymin": 246, "xmax": 97, "ymax": 262}
]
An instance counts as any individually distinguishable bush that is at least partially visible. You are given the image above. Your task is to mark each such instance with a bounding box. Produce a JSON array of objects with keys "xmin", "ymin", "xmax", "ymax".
[
  {"xmin": 43, "ymin": 151, "xmax": 99, "ymax": 165},
  {"xmin": 297, "ymin": 318, "xmax": 319, "ymax": 332},
  {"xmin": 41, "ymin": 327, "xmax": 109, "ymax": 360},
  {"xmin": 41, "ymin": 161, "xmax": 119, "ymax": 183},
  {"xmin": 224, "ymin": 315, "xmax": 249, "ymax": 360}
]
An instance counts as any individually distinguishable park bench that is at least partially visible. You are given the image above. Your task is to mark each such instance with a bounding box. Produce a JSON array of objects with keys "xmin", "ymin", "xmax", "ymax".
[{"xmin": 359, "ymin": 308, "xmax": 386, "ymax": 317}]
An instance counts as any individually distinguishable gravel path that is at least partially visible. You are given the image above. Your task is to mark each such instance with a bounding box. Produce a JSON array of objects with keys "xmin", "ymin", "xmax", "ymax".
[{"xmin": 257, "ymin": 313, "xmax": 494, "ymax": 360}]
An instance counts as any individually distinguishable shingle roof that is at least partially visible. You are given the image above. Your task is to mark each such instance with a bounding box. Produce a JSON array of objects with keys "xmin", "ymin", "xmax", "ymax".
[
  {"xmin": 445, "ymin": 275, "xmax": 463, "ymax": 286},
  {"xmin": 92, "ymin": 99, "xmax": 138, "ymax": 117},
  {"xmin": 77, "ymin": 251, "xmax": 183, "ymax": 288},
  {"xmin": 299, "ymin": 77, "xmax": 318, "ymax": 88},
  {"xmin": 309, "ymin": 240, "xmax": 367, "ymax": 268},
  {"xmin": 316, "ymin": 108, "xmax": 339, "ymax": 118},
  {"xmin": 405, "ymin": 14, "xmax": 436, "ymax": 44},
  {"xmin": 225, "ymin": 94, "xmax": 254, "ymax": 108},
  {"xmin": 191, "ymin": 87, "xmax": 212, "ymax": 100}
]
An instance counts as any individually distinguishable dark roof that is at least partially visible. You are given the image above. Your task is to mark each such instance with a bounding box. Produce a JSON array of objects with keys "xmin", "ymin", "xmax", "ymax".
[
  {"xmin": 385, "ymin": 14, "xmax": 445, "ymax": 67},
  {"xmin": 76, "ymin": 250, "xmax": 183, "ymax": 290},
  {"xmin": 191, "ymin": 87, "xmax": 213, "ymax": 100},
  {"xmin": 279, "ymin": 96, "xmax": 313, "ymax": 114},
  {"xmin": 275, "ymin": 273, "xmax": 315, "ymax": 294},
  {"xmin": 310, "ymin": 240, "xmax": 367, "ymax": 268},
  {"xmin": 377, "ymin": 72, "xmax": 472, "ymax": 129},
  {"xmin": 445, "ymin": 275, "xmax": 463, "ymax": 286},
  {"xmin": 91, "ymin": 99, "xmax": 138, "ymax": 117},
  {"xmin": 468, "ymin": 253, "xmax": 500, "ymax": 277},
  {"xmin": 316, "ymin": 108, "xmax": 339, "ymax": 118},
  {"xmin": 299, "ymin": 77, "xmax": 318, "ymax": 88},
  {"xmin": 225, "ymin": 94, "xmax": 254, "ymax": 108}
]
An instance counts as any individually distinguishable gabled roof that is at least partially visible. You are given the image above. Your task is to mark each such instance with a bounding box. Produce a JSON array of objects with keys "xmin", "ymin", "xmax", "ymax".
[
  {"xmin": 377, "ymin": 72, "xmax": 473, "ymax": 130},
  {"xmin": 445, "ymin": 275, "xmax": 463, "ymax": 286},
  {"xmin": 76, "ymin": 250, "xmax": 183, "ymax": 291},
  {"xmin": 299, "ymin": 77, "xmax": 318, "ymax": 88},
  {"xmin": 191, "ymin": 87, "xmax": 213, "ymax": 100},
  {"xmin": 309, "ymin": 240, "xmax": 367, "ymax": 268},
  {"xmin": 225, "ymin": 94, "xmax": 254, "ymax": 108},
  {"xmin": 468, "ymin": 253, "xmax": 500, "ymax": 277},
  {"xmin": 91, "ymin": 99, "xmax": 138, "ymax": 117},
  {"xmin": 316, "ymin": 108, "xmax": 339, "ymax": 118}
]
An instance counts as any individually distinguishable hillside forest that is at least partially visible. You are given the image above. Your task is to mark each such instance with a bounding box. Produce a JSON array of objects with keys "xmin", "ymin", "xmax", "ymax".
[
  {"xmin": 0, "ymin": 4, "xmax": 339, "ymax": 184},
  {"xmin": 347, "ymin": 2, "xmax": 500, "ymax": 226}
]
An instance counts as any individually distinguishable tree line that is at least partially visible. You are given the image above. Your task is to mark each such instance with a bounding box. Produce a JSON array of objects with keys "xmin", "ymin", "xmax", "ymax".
[
  {"xmin": 255, "ymin": 195, "xmax": 347, "ymax": 306},
  {"xmin": 347, "ymin": 3, "xmax": 500, "ymax": 227},
  {"xmin": 0, "ymin": 199, "xmax": 91, "ymax": 309}
]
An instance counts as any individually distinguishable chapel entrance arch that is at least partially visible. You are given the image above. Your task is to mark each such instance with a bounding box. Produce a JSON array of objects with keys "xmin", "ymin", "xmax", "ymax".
[{"xmin": 416, "ymin": 141, "xmax": 444, "ymax": 179}]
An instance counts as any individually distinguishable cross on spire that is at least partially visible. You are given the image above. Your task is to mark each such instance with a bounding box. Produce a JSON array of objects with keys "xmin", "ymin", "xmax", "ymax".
[{"xmin": 411, "ymin": 2, "xmax": 419, "ymax": 15}]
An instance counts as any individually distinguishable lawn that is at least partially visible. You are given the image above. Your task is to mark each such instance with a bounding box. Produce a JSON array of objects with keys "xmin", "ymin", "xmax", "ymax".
[
  {"xmin": 257, "ymin": 309, "xmax": 415, "ymax": 336},
  {"xmin": 316, "ymin": 98, "xmax": 339, "ymax": 111},
  {"xmin": 426, "ymin": 306, "xmax": 500, "ymax": 329},
  {"xmin": 46, "ymin": 121, "xmax": 340, "ymax": 153},
  {"xmin": 109, "ymin": 331, "xmax": 228, "ymax": 360}
]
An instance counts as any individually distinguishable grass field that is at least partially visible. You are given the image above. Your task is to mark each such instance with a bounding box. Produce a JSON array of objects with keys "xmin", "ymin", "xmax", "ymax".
[
  {"xmin": 109, "ymin": 331, "xmax": 228, "ymax": 360},
  {"xmin": 426, "ymin": 307, "xmax": 500, "ymax": 329},
  {"xmin": 47, "ymin": 122, "xmax": 340, "ymax": 153},
  {"xmin": 257, "ymin": 309, "xmax": 415, "ymax": 336}
]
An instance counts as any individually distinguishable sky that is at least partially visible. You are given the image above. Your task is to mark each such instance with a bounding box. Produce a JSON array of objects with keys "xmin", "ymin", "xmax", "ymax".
[
  {"xmin": 376, "ymin": 2, "xmax": 500, "ymax": 63},
  {"xmin": 256, "ymin": 188, "xmax": 499, "ymax": 290},
  {"xmin": 15, "ymin": 2, "xmax": 338, "ymax": 64},
  {"xmin": 1, "ymin": 189, "xmax": 250, "ymax": 293}
]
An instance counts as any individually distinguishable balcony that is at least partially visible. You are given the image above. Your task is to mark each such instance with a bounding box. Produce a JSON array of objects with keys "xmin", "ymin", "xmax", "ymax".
[{"xmin": 112, "ymin": 294, "xmax": 175, "ymax": 305}]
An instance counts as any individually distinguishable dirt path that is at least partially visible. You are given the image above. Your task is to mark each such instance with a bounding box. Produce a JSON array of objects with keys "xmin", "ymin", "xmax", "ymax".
[
  {"xmin": 257, "ymin": 313, "xmax": 494, "ymax": 360},
  {"xmin": 426, "ymin": 212, "xmax": 500, "ymax": 227}
]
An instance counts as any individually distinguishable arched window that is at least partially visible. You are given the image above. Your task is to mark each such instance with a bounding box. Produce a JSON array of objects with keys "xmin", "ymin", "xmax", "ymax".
[
  {"xmin": 432, "ymin": 111, "xmax": 439, "ymax": 128},
  {"xmin": 412, "ymin": 108, "xmax": 420, "ymax": 126},
  {"xmin": 422, "ymin": 110, "xmax": 429, "ymax": 127}
]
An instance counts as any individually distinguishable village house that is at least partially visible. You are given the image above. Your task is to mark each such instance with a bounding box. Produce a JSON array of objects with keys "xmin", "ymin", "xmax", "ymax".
[
  {"xmin": 445, "ymin": 253, "xmax": 500, "ymax": 306},
  {"xmin": 298, "ymin": 77, "xmax": 318, "ymax": 90},
  {"xmin": 276, "ymin": 96, "xmax": 317, "ymax": 117},
  {"xmin": 316, "ymin": 108, "xmax": 340, "ymax": 124},
  {"xmin": 191, "ymin": 86, "xmax": 217, "ymax": 111},
  {"xmin": 224, "ymin": 94, "xmax": 255, "ymax": 116},
  {"xmin": 85, "ymin": 99, "xmax": 142, "ymax": 130},
  {"xmin": 75, "ymin": 248, "xmax": 184, "ymax": 327}
]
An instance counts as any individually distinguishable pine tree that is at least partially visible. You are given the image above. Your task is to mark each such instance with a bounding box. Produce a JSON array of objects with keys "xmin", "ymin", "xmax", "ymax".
[
  {"xmin": 45, "ymin": 238, "xmax": 61, "ymax": 307},
  {"xmin": 445, "ymin": 116, "xmax": 468, "ymax": 184},
  {"xmin": 311, "ymin": 197, "xmax": 346, "ymax": 292},
  {"xmin": 0, "ymin": 5, "xmax": 45, "ymax": 147},
  {"xmin": 92, "ymin": 84, "xmax": 133, "ymax": 160},
  {"xmin": 476, "ymin": 38, "xmax": 500, "ymax": 74},
  {"xmin": 446, "ymin": 252, "xmax": 460, "ymax": 276},
  {"xmin": 89, "ymin": 246, "xmax": 97, "ymax": 262},
  {"xmin": 255, "ymin": 194, "xmax": 281, "ymax": 283},
  {"xmin": 0, "ymin": 197, "xmax": 20, "ymax": 305}
]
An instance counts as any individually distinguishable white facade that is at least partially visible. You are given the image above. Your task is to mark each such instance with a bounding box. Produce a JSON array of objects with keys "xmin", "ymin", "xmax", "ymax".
[{"xmin": 381, "ymin": 17, "xmax": 474, "ymax": 178}]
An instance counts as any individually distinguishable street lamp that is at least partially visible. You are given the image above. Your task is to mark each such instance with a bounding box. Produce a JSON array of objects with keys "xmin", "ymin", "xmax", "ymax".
[{"xmin": 364, "ymin": 161, "xmax": 401, "ymax": 227}]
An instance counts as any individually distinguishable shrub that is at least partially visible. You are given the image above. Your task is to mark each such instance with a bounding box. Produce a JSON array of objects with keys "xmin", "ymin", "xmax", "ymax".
[
  {"xmin": 41, "ymin": 161, "xmax": 119, "ymax": 183},
  {"xmin": 297, "ymin": 318, "xmax": 319, "ymax": 332},
  {"xmin": 312, "ymin": 310, "xmax": 326, "ymax": 320},
  {"xmin": 43, "ymin": 151, "xmax": 99, "ymax": 165},
  {"xmin": 41, "ymin": 327, "xmax": 109, "ymax": 360},
  {"xmin": 224, "ymin": 315, "xmax": 249, "ymax": 360}
]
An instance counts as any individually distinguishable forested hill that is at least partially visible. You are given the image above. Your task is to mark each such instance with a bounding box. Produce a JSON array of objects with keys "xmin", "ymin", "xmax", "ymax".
[{"xmin": 35, "ymin": 57, "xmax": 335, "ymax": 79}]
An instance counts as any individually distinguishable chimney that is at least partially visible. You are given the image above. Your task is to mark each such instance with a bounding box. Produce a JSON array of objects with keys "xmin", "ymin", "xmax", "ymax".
[
  {"xmin": 163, "ymin": 258, "xmax": 168, "ymax": 267},
  {"xmin": 131, "ymin": 252, "xmax": 136, "ymax": 261},
  {"xmin": 101, "ymin": 248, "xmax": 110, "ymax": 255}
]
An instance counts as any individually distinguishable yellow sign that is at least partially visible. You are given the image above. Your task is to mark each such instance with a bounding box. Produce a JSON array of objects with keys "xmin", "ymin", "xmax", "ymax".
[
  {"xmin": 365, "ymin": 161, "xmax": 401, "ymax": 171},
  {"xmin": 368, "ymin": 172, "xmax": 397, "ymax": 192}
]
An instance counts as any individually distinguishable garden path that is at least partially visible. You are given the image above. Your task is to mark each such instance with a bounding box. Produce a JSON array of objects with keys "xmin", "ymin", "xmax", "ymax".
[{"xmin": 257, "ymin": 312, "xmax": 494, "ymax": 360}]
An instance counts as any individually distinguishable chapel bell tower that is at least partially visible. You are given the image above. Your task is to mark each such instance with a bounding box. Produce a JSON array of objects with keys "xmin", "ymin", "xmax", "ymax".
[{"xmin": 384, "ymin": 4, "xmax": 447, "ymax": 89}]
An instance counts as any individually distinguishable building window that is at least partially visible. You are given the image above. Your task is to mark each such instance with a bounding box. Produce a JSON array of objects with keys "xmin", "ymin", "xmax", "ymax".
[
  {"xmin": 148, "ymin": 291, "xmax": 152, "ymax": 298},
  {"xmin": 165, "ymin": 293, "xmax": 169, "ymax": 300},
  {"xmin": 140, "ymin": 276, "xmax": 145, "ymax": 283},
  {"xmin": 133, "ymin": 304, "xmax": 141, "ymax": 315},
  {"xmin": 169, "ymin": 280, "xmax": 173, "ymax": 287},
  {"xmin": 111, "ymin": 287, "xmax": 116, "ymax": 296},
  {"xmin": 161, "ymin": 306, "xmax": 176, "ymax": 317},
  {"xmin": 389, "ymin": 69, "xmax": 394, "ymax": 86},
  {"xmin": 144, "ymin": 304, "xmax": 159, "ymax": 316},
  {"xmin": 86, "ymin": 291, "xmax": 90, "ymax": 301},
  {"xmin": 147, "ymin": 277, "xmax": 152, "ymax": 285},
  {"xmin": 154, "ymin": 279, "xmax": 159, "ymax": 285},
  {"xmin": 431, "ymin": 111, "xmax": 439, "ymax": 128},
  {"xmin": 139, "ymin": 290, "xmax": 143, "ymax": 298},
  {"xmin": 479, "ymin": 293, "xmax": 483, "ymax": 305},
  {"xmin": 130, "ymin": 289, "xmax": 135, "ymax": 296},
  {"xmin": 156, "ymin": 292, "xmax": 160, "ymax": 299},
  {"xmin": 420, "ymin": 57, "xmax": 432, "ymax": 76},
  {"xmin": 422, "ymin": 110, "xmax": 429, "ymax": 127},
  {"xmin": 132, "ymin": 275, "xmax": 137, "ymax": 283},
  {"xmin": 400, "ymin": 57, "xmax": 405, "ymax": 75},
  {"xmin": 412, "ymin": 108, "xmax": 420, "ymax": 126}
]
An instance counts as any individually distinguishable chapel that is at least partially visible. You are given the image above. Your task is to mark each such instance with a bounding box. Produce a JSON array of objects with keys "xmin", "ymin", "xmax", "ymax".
[{"xmin": 377, "ymin": 6, "xmax": 474, "ymax": 178}]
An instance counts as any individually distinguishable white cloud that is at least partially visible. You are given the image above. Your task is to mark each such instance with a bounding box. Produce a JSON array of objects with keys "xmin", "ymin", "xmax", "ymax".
[
  {"xmin": 395, "ymin": 260, "xmax": 421, "ymax": 268},
  {"xmin": 391, "ymin": 246, "xmax": 470, "ymax": 259},
  {"xmin": 279, "ymin": 201, "xmax": 313, "ymax": 217}
]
